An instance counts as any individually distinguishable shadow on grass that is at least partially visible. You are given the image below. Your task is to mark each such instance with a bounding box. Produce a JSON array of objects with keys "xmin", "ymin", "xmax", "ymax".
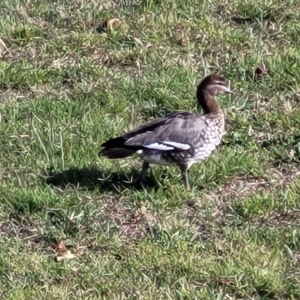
[{"xmin": 44, "ymin": 166, "xmax": 158, "ymax": 192}]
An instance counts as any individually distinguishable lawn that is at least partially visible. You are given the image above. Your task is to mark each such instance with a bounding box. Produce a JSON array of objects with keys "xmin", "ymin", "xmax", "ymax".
[{"xmin": 1, "ymin": 0, "xmax": 300, "ymax": 299}]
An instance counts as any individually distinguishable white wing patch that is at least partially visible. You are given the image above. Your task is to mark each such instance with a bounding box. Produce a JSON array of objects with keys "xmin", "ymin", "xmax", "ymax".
[
  {"xmin": 144, "ymin": 141, "xmax": 190, "ymax": 151},
  {"xmin": 144, "ymin": 143, "xmax": 174, "ymax": 151},
  {"xmin": 162, "ymin": 141, "xmax": 191, "ymax": 150}
]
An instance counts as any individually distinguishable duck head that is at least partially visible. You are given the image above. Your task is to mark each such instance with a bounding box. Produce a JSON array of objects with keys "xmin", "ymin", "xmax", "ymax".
[{"xmin": 196, "ymin": 74, "xmax": 233, "ymax": 114}]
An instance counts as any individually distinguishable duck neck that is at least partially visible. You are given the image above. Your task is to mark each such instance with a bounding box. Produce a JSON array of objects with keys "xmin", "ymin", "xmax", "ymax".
[{"xmin": 197, "ymin": 91, "xmax": 221, "ymax": 114}]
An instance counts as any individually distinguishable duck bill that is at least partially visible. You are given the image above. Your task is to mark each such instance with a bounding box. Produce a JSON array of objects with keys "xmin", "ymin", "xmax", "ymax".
[{"xmin": 225, "ymin": 86, "xmax": 233, "ymax": 94}]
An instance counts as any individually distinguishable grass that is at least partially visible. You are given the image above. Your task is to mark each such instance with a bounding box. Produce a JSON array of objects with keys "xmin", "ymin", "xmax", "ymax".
[{"xmin": 1, "ymin": 0, "xmax": 300, "ymax": 298}]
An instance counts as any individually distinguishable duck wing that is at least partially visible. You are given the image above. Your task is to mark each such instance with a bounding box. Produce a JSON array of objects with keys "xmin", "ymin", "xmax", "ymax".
[
  {"xmin": 101, "ymin": 111, "xmax": 192, "ymax": 149},
  {"xmin": 124, "ymin": 113, "xmax": 209, "ymax": 152}
]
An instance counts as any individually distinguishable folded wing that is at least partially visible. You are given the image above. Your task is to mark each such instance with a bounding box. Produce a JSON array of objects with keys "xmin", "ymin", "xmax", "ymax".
[{"xmin": 125, "ymin": 113, "xmax": 207, "ymax": 153}]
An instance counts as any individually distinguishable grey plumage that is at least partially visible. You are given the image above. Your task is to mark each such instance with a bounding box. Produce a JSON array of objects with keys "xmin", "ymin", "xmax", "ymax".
[{"xmin": 100, "ymin": 74, "xmax": 233, "ymax": 190}]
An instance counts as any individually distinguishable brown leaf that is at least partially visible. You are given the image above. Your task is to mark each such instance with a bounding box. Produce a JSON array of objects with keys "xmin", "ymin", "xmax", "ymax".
[
  {"xmin": 54, "ymin": 240, "xmax": 67, "ymax": 252},
  {"xmin": 107, "ymin": 18, "xmax": 120, "ymax": 30},
  {"xmin": 96, "ymin": 18, "xmax": 120, "ymax": 33}
]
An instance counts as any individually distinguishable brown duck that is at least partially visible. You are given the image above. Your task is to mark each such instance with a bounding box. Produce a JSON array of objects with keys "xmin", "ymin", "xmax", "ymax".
[{"xmin": 100, "ymin": 74, "xmax": 233, "ymax": 190}]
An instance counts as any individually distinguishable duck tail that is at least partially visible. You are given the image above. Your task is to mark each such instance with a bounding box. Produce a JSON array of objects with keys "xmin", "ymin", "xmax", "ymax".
[
  {"xmin": 99, "ymin": 137, "xmax": 135, "ymax": 159},
  {"xmin": 99, "ymin": 147, "xmax": 135, "ymax": 159}
]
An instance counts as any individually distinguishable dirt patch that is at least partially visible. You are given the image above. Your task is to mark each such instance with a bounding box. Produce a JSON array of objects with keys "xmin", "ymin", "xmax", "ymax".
[
  {"xmin": 90, "ymin": 197, "xmax": 156, "ymax": 242},
  {"xmin": 263, "ymin": 208, "xmax": 300, "ymax": 227},
  {"xmin": 206, "ymin": 167, "xmax": 300, "ymax": 203},
  {"xmin": 0, "ymin": 216, "xmax": 39, "ymax": 241}
]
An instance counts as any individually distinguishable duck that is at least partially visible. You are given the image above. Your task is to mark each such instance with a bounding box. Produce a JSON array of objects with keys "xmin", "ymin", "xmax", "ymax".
[{"xmin": 100, "ymin": 74, "xmax": 233, "ymax": 190}]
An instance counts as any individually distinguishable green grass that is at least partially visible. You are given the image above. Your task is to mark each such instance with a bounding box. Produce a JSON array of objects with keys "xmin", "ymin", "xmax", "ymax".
[{"xmin": 1, "ymin": 0, "xmax": 300, "ymax": 298}]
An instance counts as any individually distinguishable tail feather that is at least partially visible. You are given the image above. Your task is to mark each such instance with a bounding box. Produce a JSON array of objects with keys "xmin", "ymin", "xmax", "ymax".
[
  {"xmin": 100, "ymin": 136, "xmax": 138, "ymax": 159},
  {"xmin": 101, "ymin": 136, "xmax": 126, "ymax": 148},
  {"xmin": 99, "ymin": 148, "xmax": 135, "ymax": 159}
]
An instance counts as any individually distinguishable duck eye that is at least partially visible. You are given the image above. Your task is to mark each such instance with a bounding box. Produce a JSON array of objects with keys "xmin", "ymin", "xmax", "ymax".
[{"xmin": 214, "ymin": 80, "xmax": 226, "ymax": 86}]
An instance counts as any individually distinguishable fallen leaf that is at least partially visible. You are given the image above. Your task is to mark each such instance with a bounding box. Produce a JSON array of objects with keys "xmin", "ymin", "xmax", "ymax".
[
  {"xmin": 54, "ymin": 240, "xmax": 67, "ymax": 252},
  {"xmin": 52, "ymin": 240, "xmax": 87, "ymax": 262},
  {"xmin": 96, "ymin": 18, "xmax": 120, "ymax": 33},
  {"xmin": 106, "ymin": 18, "xmax": 120, "ymax": 30},
  {"xmin": 55, "ymin": 250, "xmax": 77, "ymax": 262}
]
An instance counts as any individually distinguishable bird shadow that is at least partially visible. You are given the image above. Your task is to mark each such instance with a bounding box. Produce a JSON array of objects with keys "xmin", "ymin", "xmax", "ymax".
[{"xmin": 44, "ymin": 166, "xmax": 158, "ymax": 192}]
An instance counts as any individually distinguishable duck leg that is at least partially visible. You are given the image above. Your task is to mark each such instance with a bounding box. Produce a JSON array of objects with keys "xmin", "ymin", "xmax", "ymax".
[
  {"xmin": 179, "ymin": 164, "xmax": 190, "ymax": 190},
  {"xmin": 139, "ymin": 161, "xmax": 150, "ymax": 182}
]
